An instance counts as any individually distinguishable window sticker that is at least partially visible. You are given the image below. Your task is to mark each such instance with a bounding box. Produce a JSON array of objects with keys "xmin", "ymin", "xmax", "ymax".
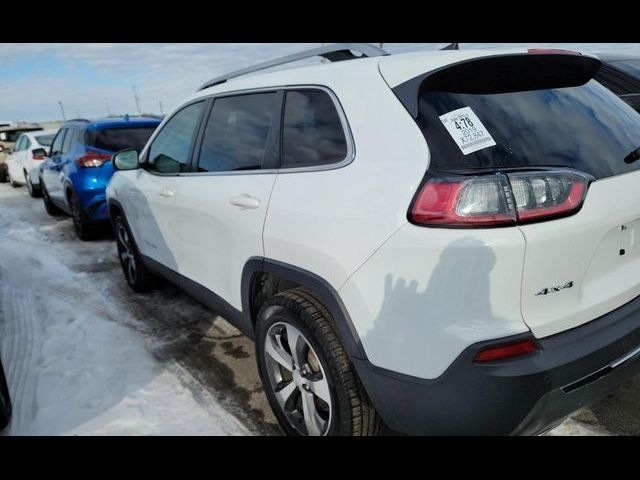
[{"xmin": 439, "ymin": 107, "xmax": 496, "ymax": 155}]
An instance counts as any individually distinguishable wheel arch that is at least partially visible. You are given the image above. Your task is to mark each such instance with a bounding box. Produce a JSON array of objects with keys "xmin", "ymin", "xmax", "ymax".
[{"xmin": 241, "ymin": 257, "xmax": 367, "ymax": 360}]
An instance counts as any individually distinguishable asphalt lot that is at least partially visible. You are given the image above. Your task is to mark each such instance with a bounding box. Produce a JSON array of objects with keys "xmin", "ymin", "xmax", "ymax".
[{"xmin": 0, "ymin": 181, "xmax": 639, "ymax": 436}]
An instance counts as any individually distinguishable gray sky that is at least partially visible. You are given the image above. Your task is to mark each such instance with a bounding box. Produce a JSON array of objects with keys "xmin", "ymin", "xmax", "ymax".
[{"xmin": 1, "ymin": 43, "xmax": 639, "ymax": 122}]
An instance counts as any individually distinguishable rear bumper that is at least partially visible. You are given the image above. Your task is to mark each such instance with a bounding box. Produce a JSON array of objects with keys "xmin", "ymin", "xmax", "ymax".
[{"xmin": 354, "ymin": 292, "xmax": 640, "ymax": 435}]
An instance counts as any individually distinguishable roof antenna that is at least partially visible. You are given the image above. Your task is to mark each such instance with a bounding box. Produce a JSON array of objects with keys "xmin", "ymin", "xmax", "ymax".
[{"xmin": 440, "ymin": 43, "xmax": 459, "ymax": 50}]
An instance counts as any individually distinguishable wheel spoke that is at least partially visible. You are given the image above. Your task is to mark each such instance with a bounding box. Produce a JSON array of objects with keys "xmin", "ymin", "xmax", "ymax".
[
  {"xmin": 274, "ymin": 380, "xmax": 296, "ymax": 408},
  {"xmin": 264, "ymin": 334, "xmax": 294, "ymax": 372},
  {"xmin": 308, "ymin": 375, "xmax": 331, "ymax": 404},
  {"xmin": 301, "ymin": 390, "xmax": 324, "ymax": 436},
  {"xmin": 285, "ymin": 324, "xmax": 306, "ymax": 368}
]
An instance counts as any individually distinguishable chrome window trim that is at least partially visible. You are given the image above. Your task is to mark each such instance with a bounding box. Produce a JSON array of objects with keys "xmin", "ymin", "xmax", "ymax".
[{"xmin": 143, "ymin": 84, "xmax": 355, "ymax": 178}]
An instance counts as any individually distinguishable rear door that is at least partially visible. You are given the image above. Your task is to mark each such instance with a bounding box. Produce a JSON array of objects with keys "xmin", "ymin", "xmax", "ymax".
[
  {"xmin": 383, "ymin": 52, "xmax": 640, "ymax": 338},
  {"xmin": 44, "ymin": 128, "xmax": 67, "ymax": 201},
  {"xmin": 174, "ymin": 91, "xmax": 281, "ymax": 310}
]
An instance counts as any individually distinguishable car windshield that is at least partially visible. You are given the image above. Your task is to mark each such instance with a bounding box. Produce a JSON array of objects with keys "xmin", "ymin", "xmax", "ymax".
[
  {"xmin": 35, "ymin": 134, "xmax": 55, "ymax": 147},
  {"xmin": 86, "ymin": 127, "xmax": 157, "ymax": 152},
  {"xmin": 409, "ymin": 57, "xmax": 640, "ymax": 179}
]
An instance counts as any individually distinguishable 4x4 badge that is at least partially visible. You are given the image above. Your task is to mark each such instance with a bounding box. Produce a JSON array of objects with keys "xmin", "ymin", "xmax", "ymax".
[{"xmin": 535, "ymin": 281, "xmax": 574, "ymax": 296}]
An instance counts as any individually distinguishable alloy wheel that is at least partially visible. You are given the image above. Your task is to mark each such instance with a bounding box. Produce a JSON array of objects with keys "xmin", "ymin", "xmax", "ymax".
[
  {"xmin": 116, "ymin": 223, "xmax": 137, "ymax": 284},
  {"xmin": 264, "ymin": 321, "xmax": 332, "ymax": 436}
]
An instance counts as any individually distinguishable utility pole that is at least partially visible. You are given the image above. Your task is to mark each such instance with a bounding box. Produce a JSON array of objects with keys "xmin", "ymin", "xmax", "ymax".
[
  {"xmin": 57, "ymin": 100, "xmax": 66, "ymax": 122},
  {"xmin": 132, "ymin": 86, "xmax": 141, "ymax": 116},
  {"xmin": 105, "ymin": 97, "xmax": 112, "ymax": 116},
  {"xmin": 158, "ymin": 100, "xmax": 164, "ymax": 116}
]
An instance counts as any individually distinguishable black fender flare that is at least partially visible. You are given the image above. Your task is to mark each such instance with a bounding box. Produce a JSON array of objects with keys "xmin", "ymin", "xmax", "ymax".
[{"xmin": 241, "ymin": 257, "xmax": 367, "ymax": 360}]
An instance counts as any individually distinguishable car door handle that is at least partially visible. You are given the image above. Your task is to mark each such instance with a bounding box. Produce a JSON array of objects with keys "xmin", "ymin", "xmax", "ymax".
[
  {"xmin": 158, "ymin": 188, "xmax": 175, "ymax": 198},
  {"xmin": 229, "ymin": 194, "xmax": 260, "ymax": 209}
]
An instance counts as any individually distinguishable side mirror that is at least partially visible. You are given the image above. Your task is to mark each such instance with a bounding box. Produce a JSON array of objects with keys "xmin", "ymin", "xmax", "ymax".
[
  {"xmin": 32, "ymin": 148, "xmax": 47, "ymax": 160},
  {"xmin": 113, "ymin": 149, "xmax": 140, "ymax": 171}
]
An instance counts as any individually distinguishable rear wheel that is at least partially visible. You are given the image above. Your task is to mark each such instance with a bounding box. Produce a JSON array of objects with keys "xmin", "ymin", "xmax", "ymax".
[
  {"xmin": 41, "ymin": 178, "xmax": 63, "ymax": 216},
  {"xmin": 26, "ymin": 172, "xmax": 40, "ymax": 197},
  {"xmin": 256, "ymin": 288, "xmax": 381, "ymax": 436},
  {"xmin": 114, "ymin": 214, "xmax": 158, "ymax": 292},
  {"xmin": 0, "ymin": 166, "xmax": 7, "ymax": 183},
  {"xmin": 69, "ymin": 191, "xmax": 98, "ymax": 241},
  {"xmin": 0, "ymin": 358, "xmax": 12, "ymax": 431}
]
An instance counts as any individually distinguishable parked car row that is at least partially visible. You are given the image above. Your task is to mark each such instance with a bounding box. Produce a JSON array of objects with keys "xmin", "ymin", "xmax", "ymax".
[{"xmin": 4, "ymin": 44, "xmax": 640, "ymax": 435}]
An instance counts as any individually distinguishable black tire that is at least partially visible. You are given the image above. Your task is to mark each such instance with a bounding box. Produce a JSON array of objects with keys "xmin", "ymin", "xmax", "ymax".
[
  {"xmin": 0, "ymin": 168, "xmax": 7, "ymax": 183},
  {"xmin": 256, "ymin": 287, "xmax": 381, "ymax": 436},
  {"xmin": 26, "ymin": 172, "xmax": 41, "ymax": 198},
  {"xmin": 114, "ymin": 214, "xmax": 158, "ymax": 292},
  {"xmin": 0, "ymin": 358, "xmax": 12, "ymax": 432},
  {"xmin": 40, "ymin": 179, "xmax": 63, "ymax": 216},
  {"xmin": 69, "ymin": 191, "xmax": 98, "ymax": 241}
]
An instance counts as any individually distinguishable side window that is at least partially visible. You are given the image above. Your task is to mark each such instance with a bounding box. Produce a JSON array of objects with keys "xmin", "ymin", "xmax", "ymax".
[
  {"xmin": 147, "ymin": 101, "xmax": 204, "ymax": 174},
  {"xmin": 62, "ymin": 128, "xmax": 75, "ymax": 153},
  {"xmin": 196, "ymin": 93, "xmax": 278, "ymax": 172},
  {"xmin": 24, "ymin": 137, "xmax": 31, "ymax": 150},
  {"xmin": 74, "ymin": 129, "xmax": 86, "ymax": 146},
  {"xmin": 15, "ymin": 136, "xmax": 25, "ymax": 151},
  {"xmin": 51, "ymin": 130, "xmax": 66, "ymax": 155},
  {"xmin": 281, "ymin": 90, "xmax": 348, "ymax": 168}
]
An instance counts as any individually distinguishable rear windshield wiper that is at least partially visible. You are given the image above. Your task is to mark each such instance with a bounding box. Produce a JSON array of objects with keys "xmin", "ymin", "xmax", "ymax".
[{"xmin": 624, "ymin": 146, "xmax": 640, "ymax": 164}]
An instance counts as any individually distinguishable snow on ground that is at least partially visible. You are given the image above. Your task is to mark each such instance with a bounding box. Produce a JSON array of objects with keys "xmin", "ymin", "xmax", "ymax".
[{"xmin": 0, "ymin": 185, "xmax": 249, "ymax": 435}]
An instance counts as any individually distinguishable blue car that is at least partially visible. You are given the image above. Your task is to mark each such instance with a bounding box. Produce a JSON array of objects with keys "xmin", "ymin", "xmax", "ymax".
[{"xmin": 39, "ymin": 116, "xmax": 161, "ymax": 240}]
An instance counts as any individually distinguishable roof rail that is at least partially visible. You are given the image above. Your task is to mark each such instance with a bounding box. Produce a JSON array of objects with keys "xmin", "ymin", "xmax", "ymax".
[{"xmin": 198, "ymin": 43, "xmax": 388, "ymax": 91}]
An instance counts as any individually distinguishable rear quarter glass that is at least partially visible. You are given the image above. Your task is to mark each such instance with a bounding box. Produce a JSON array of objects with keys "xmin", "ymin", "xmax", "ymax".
[{"xmin": 399, "ymin": 55, "xmax": 640, "ymax": 180}]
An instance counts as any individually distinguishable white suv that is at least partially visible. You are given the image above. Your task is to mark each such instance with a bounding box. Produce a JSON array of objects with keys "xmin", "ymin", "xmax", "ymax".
[{"xmin": 106, "ymin": 44, "xmax": 640, "ymax": 436}]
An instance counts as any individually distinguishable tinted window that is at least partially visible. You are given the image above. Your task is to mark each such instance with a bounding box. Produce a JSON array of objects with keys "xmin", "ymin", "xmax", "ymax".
[
  {"xmin": 148, "ymin": 102, "xmax": 204, "ymax": 174},
  {"xmin": 62, "ymin": 128, "xmax": 74, "ymax": 153},
  {"xmin": 197, "ymin": 93, "xmax": 278, "ymax": 172},
  {"xmin": 51, "ymin": 130, "xmax": 65, "ymax": 155},
  {"xmin": 35, "ymin": 134, "xmax": 55, "ymax": 147},
  {"xmin": 412, "ymin": 69, "xmax": 640, "ymax": 179},
  {"xmin": 282, "ymin": 90, "xmax": 347, "ymax": 168},
  {"xmin": 87, "ymin": 127, "xmax": 156, "ymax": 152},
  {"xmin": 24, "ymin": 137, "xmax": 31, "ymax": 149}
]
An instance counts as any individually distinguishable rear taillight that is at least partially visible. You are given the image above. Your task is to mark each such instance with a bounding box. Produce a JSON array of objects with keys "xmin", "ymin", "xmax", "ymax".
[
  {"xmin": 76, "ymin": 152, "xmax": 111, "ymax": 168},
  {"xmin": 32, "ymin": 152, "xmax": 46, "ymax": 160},
  {"xmin": 410, "ymin": 170, "xmax": 591, "ymax": 228},
  {"xmin": 474, "ymin": 339, "xmax": 538, "ymax": 363}
]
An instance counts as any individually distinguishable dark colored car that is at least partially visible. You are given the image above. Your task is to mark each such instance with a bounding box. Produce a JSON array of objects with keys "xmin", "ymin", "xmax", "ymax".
[
  {"xmin": 38, "ymin": 116, "xmax": 161, "ymax": 240},
  {"xmin": 0, "ymin": 357, "xmax": 10, "ymax": 431},
  {"xmin": 595, "ymin": 55, "xmax": 640, "ymax": 112}
]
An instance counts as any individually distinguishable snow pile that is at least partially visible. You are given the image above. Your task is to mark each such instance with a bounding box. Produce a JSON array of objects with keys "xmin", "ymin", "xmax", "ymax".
[{"xmin": 0, "ymin": 187, "xmax": 249, "ymax": 435}]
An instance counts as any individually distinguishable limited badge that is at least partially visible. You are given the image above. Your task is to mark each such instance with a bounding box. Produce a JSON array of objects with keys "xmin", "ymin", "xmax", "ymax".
[{"xmin": 439, "ymin": 106, "xmax": 496, "ymax": 155}]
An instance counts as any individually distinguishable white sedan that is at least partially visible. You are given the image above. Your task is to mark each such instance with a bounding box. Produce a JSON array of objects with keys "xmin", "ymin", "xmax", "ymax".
[{"xmin": 6, "ymin": 129, "xmax": 58, "ymax": 196}]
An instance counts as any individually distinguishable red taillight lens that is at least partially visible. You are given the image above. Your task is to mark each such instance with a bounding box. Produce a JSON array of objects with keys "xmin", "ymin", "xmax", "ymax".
[
  {"xmin": 76, "ymin": 152, "xmax": 111, "ymax": 168},
  {"xmin": 32, "ymin": 153, "xmax": 46, "ymax": 160},
  {"xmin": 410, "ymin": 170, "xmax": 590, "ymax": 228},
  {"xmin": 474, "ymin": 339, "xmax": 538, "ymax": 363}
]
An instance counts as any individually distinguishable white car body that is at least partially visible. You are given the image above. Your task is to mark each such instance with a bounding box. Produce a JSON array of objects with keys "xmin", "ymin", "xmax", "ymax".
[
  {"xmin": 6, "ymin": 129, "xmax": 57, "ymax": 187},
  {"xmin": 107, "ymin": 45, "xmax": 640, "ymax": 435}
]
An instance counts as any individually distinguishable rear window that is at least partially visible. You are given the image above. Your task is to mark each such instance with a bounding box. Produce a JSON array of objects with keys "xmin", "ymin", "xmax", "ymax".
[
  {"xmin": 35, "ymin": 134, "xmax": 55, "ymax": 147},
  {"xmin": 87, "ymin": 127, "xmax": 157, "ymax": 152},
  {"xmin": 406, "ymin": 55, "xmax": 640, "ymax": 179},
  {"xmin": 609, "ymin": 59, "xmax": 640, "ymax": 79}
]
